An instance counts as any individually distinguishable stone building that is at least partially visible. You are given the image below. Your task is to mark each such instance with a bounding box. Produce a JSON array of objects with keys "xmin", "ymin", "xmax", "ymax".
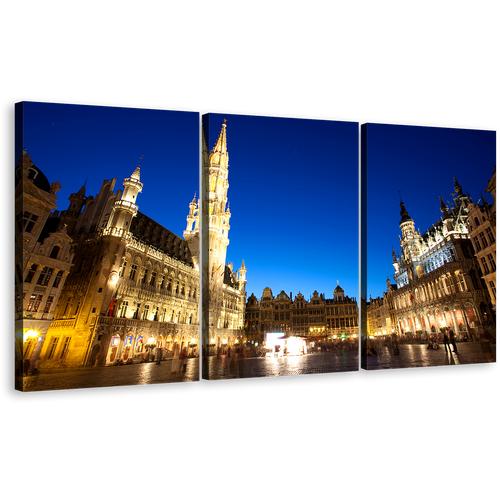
[
  {"xmin": 245, "ymin": 284, "xmax": 359, "ymax": 344},
  {"xmin": 37, "ymin": 159, "xmax": 202, "ymax": 369},
  {"xmin": 466, "ymin": 166, "xmax": 496, "ymax": 311},
  {"xmin": 366, "ymin": 293, "xmax": 392, "ymax": 337},
  {"xmin": 325, "ymin": 285, "xmax": 359, "ymax": 340},
  {"xmin": 389, "ymin": 177, "xmax": 494, "ymax": 339},
  {"xmin": 15, "ymin": 150, "xmax": 73, "ymax": 376}
]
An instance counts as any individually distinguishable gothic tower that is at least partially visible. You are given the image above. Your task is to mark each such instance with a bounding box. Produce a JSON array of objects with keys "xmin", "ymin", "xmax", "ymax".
[
  {"xmin": 207, "ymin": 119, "xmax": 231, "ymax": 280},
  {"xmin": 106, "ymin": 163, "xmax": 143, "ymax": 235},
  {"xmin": 58, "ymin": 183, "xmax": 87, "ymax": 235}
]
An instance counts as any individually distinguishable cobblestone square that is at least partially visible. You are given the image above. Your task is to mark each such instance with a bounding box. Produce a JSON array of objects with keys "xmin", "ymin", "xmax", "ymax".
[{"xmin": 17, "ymin": 341, "xmax": 495, "ymax": 391}]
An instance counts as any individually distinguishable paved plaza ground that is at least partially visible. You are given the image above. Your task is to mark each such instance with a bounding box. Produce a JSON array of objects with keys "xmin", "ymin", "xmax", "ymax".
[{"xmin": 18, "ymin": 342, "xmax": 492, "ymax": 391}]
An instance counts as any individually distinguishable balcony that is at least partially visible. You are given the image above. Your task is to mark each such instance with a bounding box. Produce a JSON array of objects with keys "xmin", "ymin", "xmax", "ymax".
[
  {"xmin": 114, "ymin": 199, "xmax": 138, "ymax": 213},
  {"xmin": 97, "ymin": 315, "xmax": 199, "ymax": 332}
]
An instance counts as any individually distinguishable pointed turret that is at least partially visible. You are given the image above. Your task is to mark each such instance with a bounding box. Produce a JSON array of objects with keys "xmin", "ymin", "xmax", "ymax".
[
  {"xmin": 480, "ymin": 193, "xmax": 490, "ymax": 207},
  {"xmin": 105, "ymin": 160, "xmax": 143, "ymax": 235},
  {"xmin": 238, "ymin": 259, "xmax": 247, "ymax": 287},
  {"xmin": 211, "ymin": 119, "xmax": 228, "ymax": 155},
  {"xmin": 439, "ymin": 194, "xmax": 449, "ymax": 217},
  {"xmin": 58, "ymin": 181, "xmax": 87, "ymax": 234},
  {"xmin": 399, "ymin": 199, "xmax": 412, "ymax": 224},
  {"xmin": 454, "ymin": 176, "xmax": 463, "ymax": 197}
]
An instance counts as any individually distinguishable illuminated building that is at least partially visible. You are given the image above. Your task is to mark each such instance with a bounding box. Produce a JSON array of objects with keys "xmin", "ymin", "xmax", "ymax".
[
  {"xmin": 466, "ymin": 166, "xmax": 496, "ymax": 311},
  {"xmin": 366, "ymin": 293, "xmax": 392, "ymax": 338},
  {"xmin": 38, "ymin": 162, "xmax": 200, "ymax": 369},
  {"xmin": 389, "ymin": 178, "xmax": 494, "ymax": 338},
  {"xmin": 15, "ymin": 151, "xmax": 74, "ymax": 377},
  {"xmin": 325, "ymin": 284, "xmax": 359, "ymax": 340},
  {"xmin": 245, "ymin": 284, "xmax": 359, "ymax": 343}
]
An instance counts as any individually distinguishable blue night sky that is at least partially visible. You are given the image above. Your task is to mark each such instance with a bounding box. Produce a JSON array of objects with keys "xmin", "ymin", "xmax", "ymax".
[
  {"xmin": 365, "ymin": 123, "xmax": 496, "ymax": 300},
  {"xmin": 20, "ymin": 105, "xmax": 494, "ymax": 305}
]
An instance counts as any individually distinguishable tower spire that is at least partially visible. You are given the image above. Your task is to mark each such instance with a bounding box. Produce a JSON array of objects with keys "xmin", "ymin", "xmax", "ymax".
[
  {"xmin": 399, "ymin": 197, "xmax": 412, "ymax": 224},
  {"xmin": 131, "ymin": 156, "xmax": 143, "ymax": 181},
  {"xmin": 439, "ymin": 194, "xmax": 449, "ymax": 216},
  {"xmin": 453, "ymin": 176, "xmax": 464, "ymax": 197},
  {"xmin": 211, "ymin": 119, "xmax": 228, "ymax": 155}
]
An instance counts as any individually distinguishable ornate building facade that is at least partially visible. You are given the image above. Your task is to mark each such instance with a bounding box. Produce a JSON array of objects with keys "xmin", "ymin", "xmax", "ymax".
[
  {"xmin": 36, "ymin": 160, "xmax": 201, "ymax": 369},
  {"xmin": 466, "ymin": 166, "xmax": 496, "ymax": 311},
  {"xmin": 389, "ymin": 177, "xmax": 494, "ymax": 338},
  {"xmin": 15, "ymin": 151, "xmax": 74, "ymax": 376},
  {"xmin": 245, "ymin": 285, "xmax": 359, "ymax": 344}
]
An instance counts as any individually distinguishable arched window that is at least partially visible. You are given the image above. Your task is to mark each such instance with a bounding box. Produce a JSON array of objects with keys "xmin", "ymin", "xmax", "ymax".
[{"xmin": 50, "ymin": 246, "xmax": 60, "ymax": 259}]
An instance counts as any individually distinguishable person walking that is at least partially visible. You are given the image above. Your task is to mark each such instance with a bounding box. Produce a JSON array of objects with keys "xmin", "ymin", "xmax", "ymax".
[
  {"xmin": 391, "ymin": 333, "xmax": 399, "ymax": 355},
  {"xmin": 171, "ymin": 345, "xmax": 180, "ymax": 374},
  {"xmin": 449, "ymin": 328, "xmax": 458, "ymax": 353},
  {"xmin": 178, "ymin": 349, "xmax": 185, "ymax": 372},
  {"xmin": 443, "ymin": 330, "xmax": 452, "ymax": 353}
]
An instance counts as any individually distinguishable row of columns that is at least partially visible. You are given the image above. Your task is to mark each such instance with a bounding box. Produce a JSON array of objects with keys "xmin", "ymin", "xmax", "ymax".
[
  {"xmin": 397, "ymin": 304, "xmax": 479, "ymax": 336},
  {"xmin": 395, "ymin": 271, "xmax": 467, "ymax": 310}
]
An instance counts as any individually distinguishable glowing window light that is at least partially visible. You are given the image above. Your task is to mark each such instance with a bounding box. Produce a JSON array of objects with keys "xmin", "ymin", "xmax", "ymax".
[{"xmin": 23, "ymin": 329, "xmax": 39, "ymax": 342}]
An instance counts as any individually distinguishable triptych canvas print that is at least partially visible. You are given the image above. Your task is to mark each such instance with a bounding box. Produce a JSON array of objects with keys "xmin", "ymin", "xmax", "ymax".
[{"xmin": 14, "ymin": 102, "xmax": 496, "ymax": 392}]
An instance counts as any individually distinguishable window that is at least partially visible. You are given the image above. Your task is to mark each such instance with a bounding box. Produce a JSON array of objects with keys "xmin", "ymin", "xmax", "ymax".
[
  {"xmin": 488, "ymin": 254, "xmax": 496, "ymax": 271},
  {"xmin": 142, "ymin": 305, "xmax": 150, "ymax": 320},
  {"xmin": 49, "ymin": 246, "xmax": 60, "ymax": 259},
  {"xmin": 53, "ymin": 270, "xmax": 64, "ymax": 288},
  {"xmin": 129, "ymin": 264, "xmax": 137, "ymax": 281},
  {"xmin": 119, "ymin": 261, "xmax": 128, "ymax": 277},
  {"xmin": 46, "ymin": 337, "xmax": 59, "ymax": 359},
  {"xmin": 36, "ymin": 267, "xmax": 53, "ymax": 286},
  {"xmin": 119, "ymin": 301, "xmax": 129, "ymax": 318},
  {"xmin": 486, "ymin": 227, "xmax": 495, "ymax": 244},
  {"xmin": 27, "ymin": 294, "xmax": 43, "ymax": 312},
  {"xmin": 153, "ymin": 306, "xmax": 159, "ymax": 321},
  {"xmin": 481, "ymin": 257, "xmax": 489, "ymax": 274},
  {"xmin": 473, "ymin": 236, "xmax": 481, "ymax": 252},
  {"xmin": 480, "ymin": 232, "xmax": 488, "ymax": 248},
  {"xmin": 159, "ymin": 275, "xmax": 165, "ymax": 288},
  {"xmin": 43, "ymin": 296, "xmax": 55, "ymax": 313},
  {"xmin": 60, "ymin": 337, "xmax": 71, "ymax": 360},
  {"xmin": 142, "ymin": 269, "xmax": 148, "ymax": 284},
  {"xmin": 149, "ymin": 271, "xmax": 157, "ymax": 287},
  {"xmin": 24, "ymin": 264, "xmax": 38, "ymax": 283},
  {"xmin": 489, "ymin": 281, "xmax": 496, "ymax": 298},
  {"xmin": 17, "ymin": 212, "xmax": 39, "ymax": 233}
]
